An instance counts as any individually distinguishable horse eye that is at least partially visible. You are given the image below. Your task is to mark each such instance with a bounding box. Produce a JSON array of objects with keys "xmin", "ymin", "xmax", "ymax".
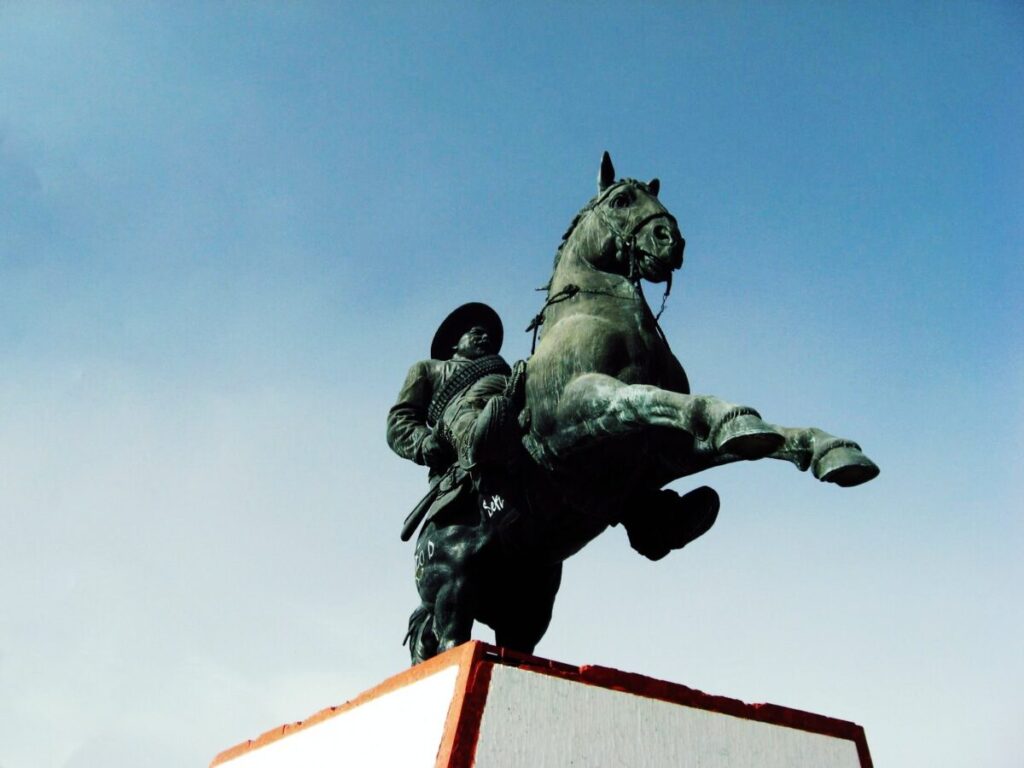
[{"xmin": 610, "ymin": 193, "xmax": 631, "ymax": 209}]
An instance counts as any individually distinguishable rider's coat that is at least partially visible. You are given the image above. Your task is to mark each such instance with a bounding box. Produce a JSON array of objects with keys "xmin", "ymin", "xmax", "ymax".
[
  {"xmin": 387, "ymin": 356, "xmax": 507, "ymax": 473},
  {"xmin": 387, "ymin": 356, "xmax": 509, "ymax": 535}
]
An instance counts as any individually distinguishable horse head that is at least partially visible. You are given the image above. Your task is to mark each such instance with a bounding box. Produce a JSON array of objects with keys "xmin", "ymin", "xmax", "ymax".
[{"xmin": 556, "ymin": 152, "xmax": 685, "ymax": 286}]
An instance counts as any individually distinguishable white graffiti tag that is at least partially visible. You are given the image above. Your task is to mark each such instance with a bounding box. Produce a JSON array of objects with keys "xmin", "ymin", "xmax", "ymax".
[{"xmin": 482, "ymin": 494, "xmax": 505, "ymax": 518}]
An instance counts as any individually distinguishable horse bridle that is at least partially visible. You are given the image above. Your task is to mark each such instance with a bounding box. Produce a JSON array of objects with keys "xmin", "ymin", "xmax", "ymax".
[
  {"xmin": 528, "ymin": 180, "xmax": 679, "ymax": 354},
  {"xmin": 591, "ymin": 181, "xmax": 680, "ymax": 286}
]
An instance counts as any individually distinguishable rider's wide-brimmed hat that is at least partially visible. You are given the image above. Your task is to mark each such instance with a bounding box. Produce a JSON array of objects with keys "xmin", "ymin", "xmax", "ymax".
[{"xmin": 431, "ymin": 302, "xmax": 503, "ymax": 360}]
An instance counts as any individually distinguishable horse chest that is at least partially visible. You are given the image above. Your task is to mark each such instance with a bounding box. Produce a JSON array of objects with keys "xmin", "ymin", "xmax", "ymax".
[
  {"xmin": 582, "ymin": 319, "xmax": 679, "ymax": 389},
  {"xmin": 620, "ymin": 335, "xmax": 680, "ymax": 386}
]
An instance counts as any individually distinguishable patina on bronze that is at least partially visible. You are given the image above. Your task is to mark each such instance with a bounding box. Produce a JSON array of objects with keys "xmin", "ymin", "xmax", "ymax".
[{"xmin": 387, "ymin": 153, "xmax": 879, "ymax": 665}]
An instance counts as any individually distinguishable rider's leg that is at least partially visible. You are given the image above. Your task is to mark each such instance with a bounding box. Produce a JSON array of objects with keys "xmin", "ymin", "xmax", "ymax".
[
  {"xmin": 442, "ymin": 373, "xmax": 514, "ymax": 471},
  {"xmin": 551, "ymin": 373, "xmax": 783, "ymax": 460},
  {"xmin": 464, "ymin": 394, "xmax": 519, "ymax": 469}
]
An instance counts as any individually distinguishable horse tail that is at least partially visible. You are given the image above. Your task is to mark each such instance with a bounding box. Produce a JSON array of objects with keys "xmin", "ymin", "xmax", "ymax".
[{"xmin": 404, "ymin": 603, "xmax": 438, "ymax": 665}]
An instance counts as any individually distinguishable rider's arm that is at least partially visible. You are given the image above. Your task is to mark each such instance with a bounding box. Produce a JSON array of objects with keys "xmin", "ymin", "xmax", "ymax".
[{"xmin": 386, "ymin": 361, "xmax": 435, "ymax": 465}]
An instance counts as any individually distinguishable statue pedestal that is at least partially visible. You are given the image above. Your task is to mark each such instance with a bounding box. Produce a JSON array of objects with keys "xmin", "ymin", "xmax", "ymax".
[{"xmin": 211, "ymin": 641, "xmax": 873, "ymax": 767}]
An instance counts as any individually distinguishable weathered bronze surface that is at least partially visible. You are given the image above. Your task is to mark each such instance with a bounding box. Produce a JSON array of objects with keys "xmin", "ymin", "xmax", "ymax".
[{"xmin": 387, "ymin": 153, "xmax": 879, "ymax": 665}]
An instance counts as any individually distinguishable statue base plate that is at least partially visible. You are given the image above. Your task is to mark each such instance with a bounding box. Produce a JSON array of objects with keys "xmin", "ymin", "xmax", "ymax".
[{"xmin": 211, "ymin": 641, "xmax": 873, "ymax": 767}]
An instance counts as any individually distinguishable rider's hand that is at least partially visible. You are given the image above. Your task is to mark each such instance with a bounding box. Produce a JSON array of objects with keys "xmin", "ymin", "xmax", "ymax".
[{"xmin": 421, "ymin": 433, "xmax": 452, "ymax": 470}]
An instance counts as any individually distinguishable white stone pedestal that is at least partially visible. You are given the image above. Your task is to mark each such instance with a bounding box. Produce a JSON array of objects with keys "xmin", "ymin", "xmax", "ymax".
[{"xmin": 211, "ymin": 641, "xmax": 873, "ymax": 767}]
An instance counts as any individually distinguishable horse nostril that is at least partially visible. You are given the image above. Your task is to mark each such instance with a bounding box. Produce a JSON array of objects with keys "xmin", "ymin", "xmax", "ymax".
[{"xmin": 654, "ymin": 225, "xmax": 673, "ymax": 243}]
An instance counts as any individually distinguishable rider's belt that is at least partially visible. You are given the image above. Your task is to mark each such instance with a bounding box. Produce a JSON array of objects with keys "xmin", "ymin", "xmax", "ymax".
[{"xmin": 426, "ymin": 354, "xmax": 511, "ymax": 426}]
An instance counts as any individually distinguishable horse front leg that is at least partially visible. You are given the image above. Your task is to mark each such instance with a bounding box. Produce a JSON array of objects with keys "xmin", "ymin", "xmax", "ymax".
[
  {"xmin": 700, "ymin": 424, "xmax": 879, "ymax": 487},
  {"xmin": 618, "ymin": 485, "xmax": 721, "ymax": 561},
  {"xmin": 765, "ymin": 425, "xmax": 880, "ymax": 486},
  {"xmin": 549, "ymin": 373, "xmax": 784, "ymax": 461}
]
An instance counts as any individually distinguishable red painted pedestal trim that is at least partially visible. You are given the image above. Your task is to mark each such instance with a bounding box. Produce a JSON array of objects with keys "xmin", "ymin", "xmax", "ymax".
[{"xmin": 211, "ymin": 641, "xmax": 873, "ymax": 768}]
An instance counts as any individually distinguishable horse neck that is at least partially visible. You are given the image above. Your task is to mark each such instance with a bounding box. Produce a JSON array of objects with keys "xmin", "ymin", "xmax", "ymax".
[
  {"xmin": 545, "ymin": 241, "xmax": 640, "ymax": 322},
  {"xmin": 550, "ymin": 231, "xmax": 618, "ymax": 287}
]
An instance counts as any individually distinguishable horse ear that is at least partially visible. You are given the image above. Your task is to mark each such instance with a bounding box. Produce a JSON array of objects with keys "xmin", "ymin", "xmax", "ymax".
[
  {"xmin": 598, "ymin": 151, "xmax": 616, "ymax": 191},
  {"xmin": 648, "ymin": 178, "xmax": 660, "ymax": 196}
]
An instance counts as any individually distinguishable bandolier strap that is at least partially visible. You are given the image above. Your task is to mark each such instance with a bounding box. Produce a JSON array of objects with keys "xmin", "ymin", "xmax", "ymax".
[{"xmin": 426, "ymin": 354, "xmax": 512, "ymax": 426}]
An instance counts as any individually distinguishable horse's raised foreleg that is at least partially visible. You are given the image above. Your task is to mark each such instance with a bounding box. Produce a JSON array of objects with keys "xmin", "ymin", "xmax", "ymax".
[
  {"xmin": 768, "ymin": 425, "xmax": 880, "ymax": 486},
  {"xmin": 703, "ymin": 424, "xmax": 879, "ymax": 487},
  {"xmin": 549, "ymin": 373, "xmax": 784, "ymax": 460},
  {"xmin": 619, "ymin": 485, "xmax": 720, "ymax": 561}
]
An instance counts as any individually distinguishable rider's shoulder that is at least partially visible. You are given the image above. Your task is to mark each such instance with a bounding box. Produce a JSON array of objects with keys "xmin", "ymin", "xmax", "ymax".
[{"xmin": 409, "ymin": 358, "xmax": 447, "ymax": 377}]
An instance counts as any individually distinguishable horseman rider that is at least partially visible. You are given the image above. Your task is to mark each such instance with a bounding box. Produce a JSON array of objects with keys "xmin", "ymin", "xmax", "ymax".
[{"xmin": 387, "ymin": 302, "xmax": 517, "ymax": 539}]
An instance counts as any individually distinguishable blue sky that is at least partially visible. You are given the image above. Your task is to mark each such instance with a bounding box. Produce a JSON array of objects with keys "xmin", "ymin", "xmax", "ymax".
[{"xmin": 1, "ymin": 3, "xmax": 1021, "ymax": 767}]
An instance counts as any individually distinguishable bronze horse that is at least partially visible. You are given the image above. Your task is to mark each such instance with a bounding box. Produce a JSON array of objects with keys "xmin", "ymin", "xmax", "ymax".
[{"xmin": 406, "ymin": 153, "xmax": 879, "ymax": 663}]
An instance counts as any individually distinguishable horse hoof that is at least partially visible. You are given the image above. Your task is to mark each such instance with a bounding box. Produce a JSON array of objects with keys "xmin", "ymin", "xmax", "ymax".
[
  {"xmin": 813, "ymin": 442, "xmax": 880, "ymax": 487},
  {"xmin": 625, "ymin": 486, "xmax": 720, "ymax": 561},
  {"xmin": 713, "ymin": 410, "xmax": 784, "ymax": 459},
  {"xmin": 673, "ymin": 485, "xmax": 720, "ymax": 548}
]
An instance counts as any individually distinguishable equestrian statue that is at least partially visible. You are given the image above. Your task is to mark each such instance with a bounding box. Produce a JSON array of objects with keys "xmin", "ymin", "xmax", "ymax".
[{"xmin": 387, "ymin": 152, "xmax": 879, "ymax": 665}]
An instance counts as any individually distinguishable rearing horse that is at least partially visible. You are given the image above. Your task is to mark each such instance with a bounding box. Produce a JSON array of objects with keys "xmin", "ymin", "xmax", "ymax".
[{"xmin": 407, "ymin": 153, "xmax": 879, "ymax": 663}]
